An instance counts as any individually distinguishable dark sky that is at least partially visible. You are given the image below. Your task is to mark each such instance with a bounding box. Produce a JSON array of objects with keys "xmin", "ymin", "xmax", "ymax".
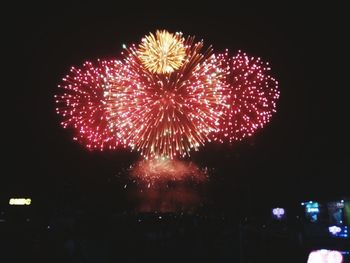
[{"xmin": 2, "ymin": 2, "xmax": 349, "ymax": 213}]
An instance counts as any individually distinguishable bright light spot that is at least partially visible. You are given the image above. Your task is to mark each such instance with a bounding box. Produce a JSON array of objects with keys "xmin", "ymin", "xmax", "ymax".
[
  {"xmin": 272, "ymin": 207, "xmax": 285, "ymax": 219},
  {"xmin": 307, "ymin": 207, "xmax": 320, "ymax": 213},
  {"xmin": 307, "ymin": 249, "xmax": 343, "ymax": 263},
  {"xmin": 9, "ymin": 198, "xmax": 31, "ymax": 205}
]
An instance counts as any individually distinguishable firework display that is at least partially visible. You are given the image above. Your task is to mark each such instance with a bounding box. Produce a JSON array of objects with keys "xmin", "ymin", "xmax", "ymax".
[{"xmin": 56, "ymin": 30, "xmax": 279, "ymax": 159}]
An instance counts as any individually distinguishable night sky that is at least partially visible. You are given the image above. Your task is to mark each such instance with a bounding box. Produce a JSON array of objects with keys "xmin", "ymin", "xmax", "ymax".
[{"xmin": 2, "ymin": 2, "xmax": 349, "ymax": 214}]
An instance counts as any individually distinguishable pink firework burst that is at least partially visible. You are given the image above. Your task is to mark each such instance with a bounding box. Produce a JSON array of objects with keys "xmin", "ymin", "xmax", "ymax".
[
  {"xmin": 55, "ymin": 60, "xmax": 124, "ymax": 150},
  {"xmin": 213, "ymin": 51, "xmax": 280, "ymax": 142}
]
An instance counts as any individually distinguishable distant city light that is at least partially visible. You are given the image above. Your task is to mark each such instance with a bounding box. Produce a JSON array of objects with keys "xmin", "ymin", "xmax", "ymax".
[
  {"xmin": 9, "ymin": 198, "xmax": 31, "ymax": 205},
  {"xmin": 307, "ymin": 207, "xmax": 320, "ymax": 213},
  {"xmin": 305, "ymin": 202, "xmax": 320, "ymax": 223},
  {"xmin": 301, "ymin": 201, "xmax": 316, "ymax": 206},
  {"xmin": 305, "ymin": 202, "xmax": 319, "ymax": 210},
  {"xmin": 337, "ymin": 203, "xmax": 344, "ymax": 208},
  {"xmin": 307, "ymin": 249, "xmax": 343, "ymax": 263},
  {"xmin": 328, "ymin": 225, "xmax": 348, "ymax": 238},
  {"xmin": 272, "ymin": 208, "xmax": 285, "ymax": 219},
  {"xmin": 329, "ymin": 226, "xmax": 342, "ymax": 235}
]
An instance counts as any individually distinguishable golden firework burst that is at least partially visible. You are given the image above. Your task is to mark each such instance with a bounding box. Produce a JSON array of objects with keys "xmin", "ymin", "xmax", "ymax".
[{"xmin": 137, "ymin": 30, "xmax": 186, "ymax": 74}]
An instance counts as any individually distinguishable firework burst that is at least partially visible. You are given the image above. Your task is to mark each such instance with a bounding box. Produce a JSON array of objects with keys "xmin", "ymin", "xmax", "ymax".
[
  {"xmin": 138, "ymin": 30, "xmax": 186, "ymax": 74},
  {"xmin": 106, "ymin": 37, "xmax": 229, "ymax": 159}
]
